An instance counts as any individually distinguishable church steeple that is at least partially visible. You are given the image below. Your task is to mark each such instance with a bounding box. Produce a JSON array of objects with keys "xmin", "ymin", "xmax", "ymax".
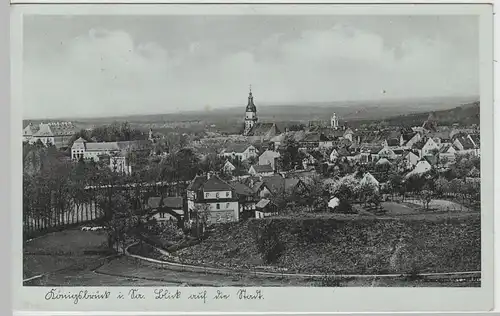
[
  {"xmin": 246, "ymin": 85, "xmax": 257, "ymax": 113},
  {"xmin": 244, "ymin": 85, "xmax": 258, "ymax": 136}
]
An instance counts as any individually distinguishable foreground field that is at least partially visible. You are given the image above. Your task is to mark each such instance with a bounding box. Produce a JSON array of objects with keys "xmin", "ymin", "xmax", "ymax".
[
  {"xmin": 23, "ymin": 229, "xmax": 110, "ymax": 279},
  {"xmin": 176, "ymin": 215, "xmax": 481, "ymax": 275}
]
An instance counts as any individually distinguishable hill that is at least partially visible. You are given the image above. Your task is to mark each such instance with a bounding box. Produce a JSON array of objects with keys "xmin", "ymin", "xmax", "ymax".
[
  {"xmin": 25, "ymin": 95, "xmax": 478, "ymax": 127},
  {"xmin": 347, "ymin": 101, "xmax": 480, "ymax": 128},
  {"xmin": 176, "ymin": 216, "xmax": 480, "ymax": 275}
]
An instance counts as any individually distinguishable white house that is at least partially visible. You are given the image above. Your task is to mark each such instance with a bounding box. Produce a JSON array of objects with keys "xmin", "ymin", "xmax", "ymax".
[
  {"xmin": 248, "ymin": 164, "xmax": 274, "ymax": 177},
  {"xmin": 406, "ymin": 159, "xmax": 432, "ymax": 178},
  {"xmin": 186, "ymin": 174, "xmax": 240, "ymax": 224},
  {"xmin": 222, "ymin": 160, "xmax": 236, "ymax": 174},
  {"xmin": 377, "ymin": 147, "xmax": 397, "ymax": 160},
  {"xmin": 414, "ymin": 137, "xmax": 440, "ymax": 157},
  {"xmin": 221, "ymin": 143, "xmax": 258, "ymax": 161},
  {"xmin": 329, "ymin": 148, "xmax": 339, "ymax": 162},
  {"xmin": 439, "ymin": 144, "xmax": 458, "ymax": 162},
  {"xmin": 401, "ymin": 132, "xmax": 422, "ymax": 149},
  {"xmin": 376, "ymin": 157, "xmax": 391, "ymax": 166},
  {"xmin": 400, "ymin": 152, "xmax": 420, "ymax": 169},
  {"xmin": 72, "ymin": 137, "xmax": 121, "ymax": 161},
  {"xmin": 258, "ymin": 150, "xmax": 281, "ymax": 171}
]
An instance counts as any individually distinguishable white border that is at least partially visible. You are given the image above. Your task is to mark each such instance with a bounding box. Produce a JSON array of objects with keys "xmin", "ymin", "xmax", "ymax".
[{"xmin": 10, "ymin": 2, "xmax": 495, "ymax": 313}]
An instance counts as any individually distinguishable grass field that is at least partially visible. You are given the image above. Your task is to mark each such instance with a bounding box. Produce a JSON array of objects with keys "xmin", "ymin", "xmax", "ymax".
[{"xmin": 23, "ymin": 229, "xmax": 110, "ymax": 279}]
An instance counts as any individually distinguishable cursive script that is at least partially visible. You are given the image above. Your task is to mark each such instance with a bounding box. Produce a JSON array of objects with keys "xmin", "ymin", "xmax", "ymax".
[{"xmin": 45, "ymin": 288, "xmax": 111, "ymax": 305}]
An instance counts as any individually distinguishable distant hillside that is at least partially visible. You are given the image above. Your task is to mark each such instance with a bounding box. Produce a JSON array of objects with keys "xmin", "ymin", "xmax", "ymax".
[
  {"xmin": 30, "ymin": 95, "xmax": 478, "ymax": 126},
  {"xmin": 348, "ymin": 101, "xmax": 480, "ymax": 128}
]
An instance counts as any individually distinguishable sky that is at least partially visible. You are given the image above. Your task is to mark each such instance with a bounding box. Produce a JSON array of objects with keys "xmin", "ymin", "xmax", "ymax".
[{"xmin": 22, "ymin": 15, "xmax": 479, "ymax": 119}]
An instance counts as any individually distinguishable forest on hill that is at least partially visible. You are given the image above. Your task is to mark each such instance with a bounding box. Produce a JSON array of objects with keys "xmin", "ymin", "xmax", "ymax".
[{"xmin": 346, "ymin": 101, "xmax": 480, "ymax": 129}]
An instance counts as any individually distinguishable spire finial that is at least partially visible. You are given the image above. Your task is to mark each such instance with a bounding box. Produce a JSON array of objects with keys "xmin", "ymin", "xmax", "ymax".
[{"xmin": 249, "ymin": 84, "xmax": 252, "ymax": 94}]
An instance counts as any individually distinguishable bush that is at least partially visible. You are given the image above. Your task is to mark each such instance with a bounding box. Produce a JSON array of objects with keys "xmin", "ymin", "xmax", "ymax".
[
  {"xmin": 254, "ymin": 222, "xmax": 285, "ymax": 264},
  {"xmin": 332, "ymin": 200, "xmax": 356, "ymax": 214}
]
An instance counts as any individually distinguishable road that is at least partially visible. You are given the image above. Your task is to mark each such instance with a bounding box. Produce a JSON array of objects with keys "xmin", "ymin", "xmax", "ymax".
[{"xmin": 26, "ymin": 256, "xmax": 480, "ymax": 287}]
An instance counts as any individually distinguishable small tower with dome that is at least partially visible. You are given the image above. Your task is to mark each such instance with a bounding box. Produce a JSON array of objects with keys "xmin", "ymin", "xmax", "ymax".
[
  {"xmin": 244, "ymin": 85, "xmax": 258, "ymax": 136},
  {"xmin": 331, "ymin": 113, "xmax": 339, "ymax": 130}
]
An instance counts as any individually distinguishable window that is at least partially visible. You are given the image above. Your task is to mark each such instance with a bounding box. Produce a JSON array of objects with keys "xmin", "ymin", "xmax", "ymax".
[
  {"xmin": 226, "ymin": 192, "xmax": 230, "ymax": 197},
  {"xmin": 216, "ymin": 203, "xmax": 220, "ymax": 209},
  {"xmin": 159, "ymin": 212, "xmax": 165, "ymax": 218},
  {"xmin": 226, "ymin": 203, "xmax": 230, "ymax": 209},
  {"xmin": 216, "ymin": 192, "xmax": 220, "ymax": 198},
  {"xmin": 205, "ymin": 193, "xmax": 209, "ymax": 198}
]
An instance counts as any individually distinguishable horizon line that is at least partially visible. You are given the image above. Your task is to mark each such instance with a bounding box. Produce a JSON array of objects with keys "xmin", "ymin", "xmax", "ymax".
[{"xmin": 23, "ymin": 94, "xmax": 480, "ymax": 122}]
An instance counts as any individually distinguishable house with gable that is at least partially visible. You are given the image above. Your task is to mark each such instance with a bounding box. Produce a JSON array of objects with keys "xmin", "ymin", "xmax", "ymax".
[
  {"xmin": 343, "ymin": 128, "xmax": 354, "ymax": 142},
  {"xmin": 255, "ymin": 199, "xmax": 279, "ymax": 219},
  {"xmin": 453, "ymin": 135, "xmax": 479, "ymax": 156},
  {"xmin": 258, "ymin": 150, "xmax": 281, "ymax": 171},
  {"xmin": 26, "ymin": 122, "xmax": 77, "ymax": 149},
  {"xmin": 229, "ymin": 181, "xmax": 259, "ymax": 220},
  {"xmin": 401, "ymin": 132, "xmax": 422, "ymax": 149},
  {"xmin": 186, "ymin": 173, "xmax": 240, "ymax": 224},
  {"xmin": 329, "ymin": 148, "xmax": 339, "ymax": 162},
  {"xmin": 221, "ymin": 143, "xmax": 258, "ymax": 161},
  {"xmin": 222, "ymin": 160, "xmax": 236, "ymax": 174},
  {"xmin": 439, "ymin": 143, "xmax": 459, "ymax": 163},
  {"xmin": 395, "ymin": 151, "xmax": 420, "ymax": 172},
  {"xmin": 413, "ymin": 137, "xmax": 440, "ymax": 158},
  {"xmin": 405, "ymin": 158, "xmax": 433, "ymax": 178},
  {"xmin": 248, "ymin": 164, "xmax": 274, "ymax": 177},
  {"xmin": 377, "ymin": 147, "xmax": 397, "ymax": 160}
]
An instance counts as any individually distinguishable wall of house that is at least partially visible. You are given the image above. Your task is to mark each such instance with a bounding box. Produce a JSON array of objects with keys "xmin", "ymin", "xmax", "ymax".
[
  {"xmin": 202, "ymin": 190, "xmax": 233, "ymax": 199},
  {"xmin": 422, "ymin": 139, "xmax": 439, "ymax": 156},
  {"xmin": 206, "ymin": 201, "xmax": 239, "ymax": 223}
]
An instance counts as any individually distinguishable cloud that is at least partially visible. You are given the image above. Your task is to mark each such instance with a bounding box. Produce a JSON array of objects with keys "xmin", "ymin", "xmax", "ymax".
[{"xmin": 23, "ymin": 23, "xmax": 478, "ymax": 119}]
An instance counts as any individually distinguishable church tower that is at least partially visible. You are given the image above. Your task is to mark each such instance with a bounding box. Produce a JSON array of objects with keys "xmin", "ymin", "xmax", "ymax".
[
  {"xmin": 331, "ymin": 113, "xmax": 339, "ymax": 130},
  {"xmin": 244, "ymin": 85, "xmax": 258, "ymax": 135}
]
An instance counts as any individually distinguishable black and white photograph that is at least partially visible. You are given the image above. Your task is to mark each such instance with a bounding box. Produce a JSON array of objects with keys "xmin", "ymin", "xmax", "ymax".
[{"xmin": 17, "ymin": 4, "xmax": 492, "ymax": 297}]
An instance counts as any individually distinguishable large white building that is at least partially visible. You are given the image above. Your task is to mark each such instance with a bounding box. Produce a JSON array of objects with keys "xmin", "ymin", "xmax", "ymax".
[
  {"xmin": 71, "ymin": 137, "xmax": 151, "ymax": 174},
  {"xmin": 23, "ymin": 122, "xmax": 76, "ymax": 148},
  {"xmin": 186, "ymin": 173, "xmax": 240, "ymax": 225}
]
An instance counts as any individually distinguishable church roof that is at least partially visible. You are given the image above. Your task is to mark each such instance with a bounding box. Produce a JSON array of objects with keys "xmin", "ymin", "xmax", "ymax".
[{"xmin": 247, "ymin": 123, "xmax": 280, "ymax": 137}]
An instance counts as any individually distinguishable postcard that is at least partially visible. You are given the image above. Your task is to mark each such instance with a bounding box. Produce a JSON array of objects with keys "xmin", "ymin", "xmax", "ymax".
[{"xmin": 11, "ymin": 2, "xmax": 494, "ymax": 313}]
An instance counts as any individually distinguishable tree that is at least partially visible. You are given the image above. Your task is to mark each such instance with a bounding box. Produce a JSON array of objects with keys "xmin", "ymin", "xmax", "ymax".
[
  {"xmin": 388, "ymin": 172, "xmax": 404, "ymax": 200},
  {"xmin": 359, "ymin": 182, "xmax": 377, "ymax": 207},
  {"xmin": 434, "ymin": 177, "xmax": 450, "ymax": 197},
  {"xmin": 191, "ymin": 204, "xmax": 211, "ymax": 238},
  {"xmin": 330, "ymin": 174, "xmax": 360, "ymax": 202},
  {"xmin": 418, "ymin": 186, "xmax": 433, "ymax": 211},
  {"xmin": 301, "ymin": 175, "xmax": 328, "ymax": 212}
]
